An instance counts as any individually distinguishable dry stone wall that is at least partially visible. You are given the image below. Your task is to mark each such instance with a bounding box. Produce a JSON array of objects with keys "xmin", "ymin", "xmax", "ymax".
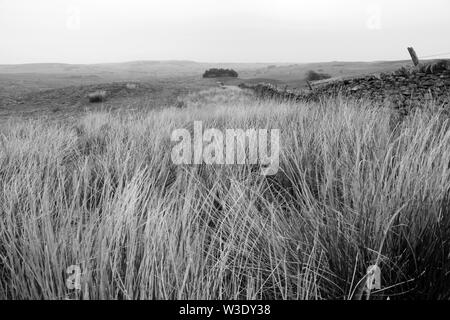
[{"xmin": 240, "ymin": 62, "xmax": 450, "ymax": 114}]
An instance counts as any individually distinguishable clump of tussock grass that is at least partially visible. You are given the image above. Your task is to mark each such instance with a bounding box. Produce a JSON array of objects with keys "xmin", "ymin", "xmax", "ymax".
[
  {"xmin": 0, "ymin": 88, "xmax": 449, "ymax": 300},
  {"xmin": 87, "ymin": 90, "xmax": 107, "ymax": 103},
  {"xmin": 125, "ymin": 83, "xmax": 137, "ymax": 90}
]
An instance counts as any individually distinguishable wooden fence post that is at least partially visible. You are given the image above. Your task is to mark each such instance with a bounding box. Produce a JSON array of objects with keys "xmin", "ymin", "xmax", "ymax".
[{"xmin": 407, "ymin": 47, "xmax": 420, "ymax": 66}]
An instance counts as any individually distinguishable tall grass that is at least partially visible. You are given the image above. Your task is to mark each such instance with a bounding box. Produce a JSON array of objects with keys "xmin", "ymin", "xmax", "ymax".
[{"xmin": 0, "ymin": 88, "xmax": 449, "ymax": 299}]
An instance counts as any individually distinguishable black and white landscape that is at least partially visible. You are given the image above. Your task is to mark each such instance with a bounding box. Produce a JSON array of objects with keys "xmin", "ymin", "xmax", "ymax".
[{"xmin": 0, "ymin": 0, "xmax": 449, "ymax": 301}]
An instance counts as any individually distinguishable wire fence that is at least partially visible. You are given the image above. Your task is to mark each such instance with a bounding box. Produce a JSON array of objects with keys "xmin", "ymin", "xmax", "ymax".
[{"xmin": 418, "ymin": 51, "xmax": 450, "ymax": 59}]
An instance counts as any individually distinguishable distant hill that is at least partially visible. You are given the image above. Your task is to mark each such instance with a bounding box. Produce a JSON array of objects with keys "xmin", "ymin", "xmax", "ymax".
[
  {"xmin": 0, "ymin": 59, "xmax": 415, "ymax": 79},
  {"xmin": 0, "ymin": 61, "xmax": 268, "ymax": 78}
]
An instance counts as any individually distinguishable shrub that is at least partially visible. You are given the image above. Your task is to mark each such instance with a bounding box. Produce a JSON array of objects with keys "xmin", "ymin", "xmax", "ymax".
[
  {"xmin": 87, "ymin": 90, "xmax": 107, "ymax": 103},
  {"xmin": 176, "ymin": 99, "xmax": 186, "ymax": 108},
  {"xmin": 126, "ymin": 83, "xmax": 137, "ymax": 90},
  {"xmin": 305, "ymin": 70, "xmax": 332, "ymax": 81}
]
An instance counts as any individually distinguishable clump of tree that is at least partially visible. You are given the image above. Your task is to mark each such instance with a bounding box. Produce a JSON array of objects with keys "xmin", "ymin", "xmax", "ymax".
[
  {"xmin": 305, "ymin": 70, "xmax": 332, "ymax": 81},
  {"xmin": 203, "ymin": 68, "xmax": 238, "ymax": 78}
]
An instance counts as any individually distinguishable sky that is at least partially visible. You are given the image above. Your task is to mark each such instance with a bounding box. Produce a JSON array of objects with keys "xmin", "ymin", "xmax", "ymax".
[{"xmin": 0, "ymin": 0, "xmax": 449, "ymax": 64}]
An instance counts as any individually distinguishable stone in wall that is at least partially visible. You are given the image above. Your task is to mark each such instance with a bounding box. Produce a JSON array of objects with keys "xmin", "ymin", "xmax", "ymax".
[{"xmin": 240, "ymin": 63, "xmax": 450, "ymax": 114}]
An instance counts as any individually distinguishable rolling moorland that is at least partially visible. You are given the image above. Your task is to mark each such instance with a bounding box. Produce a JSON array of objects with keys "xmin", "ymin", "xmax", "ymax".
[
  {"xmin": 0, "ymin": 60, "xmax": 449, "ymax": 299},
  {"xmin": 0, "ymin": 59, "xmax": 413, "ymax": 119}
]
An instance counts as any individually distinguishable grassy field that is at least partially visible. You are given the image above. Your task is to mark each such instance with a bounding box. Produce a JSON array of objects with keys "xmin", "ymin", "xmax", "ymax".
[{"xmin": 0, "ymin": 87, "xmax": 449, "ymax": 300}]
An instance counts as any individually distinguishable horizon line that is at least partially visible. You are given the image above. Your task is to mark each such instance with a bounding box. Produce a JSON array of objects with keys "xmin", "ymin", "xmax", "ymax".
[{"xmin": 0, "ymin": 58, "xmax": 417, "ymax": 67}]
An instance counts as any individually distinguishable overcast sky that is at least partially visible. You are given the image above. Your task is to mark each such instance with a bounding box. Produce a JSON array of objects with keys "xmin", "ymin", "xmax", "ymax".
[{"xmin": 1, "ymin": 0, "xmax": 449, "ymax": 64}]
